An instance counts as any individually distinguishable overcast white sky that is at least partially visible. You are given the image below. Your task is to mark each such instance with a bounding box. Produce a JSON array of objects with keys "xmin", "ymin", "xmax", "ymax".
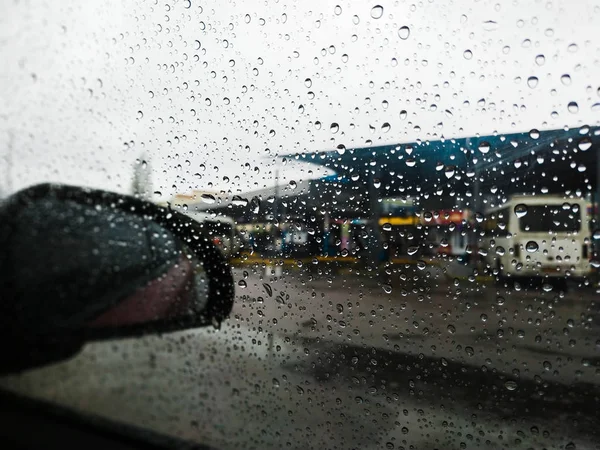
[{"xmin": 1, "ymin": 0, "xmax": 599, "ymax": 201}]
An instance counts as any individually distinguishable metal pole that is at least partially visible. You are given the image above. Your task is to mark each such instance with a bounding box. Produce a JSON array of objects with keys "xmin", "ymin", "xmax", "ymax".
[
  {"xmin": 368, "ymin": 168, "xmax": 382, "ymax": 269},
  {"xmin": 595, "ymin": 148, "xmax": 600, "ymax": 261}
]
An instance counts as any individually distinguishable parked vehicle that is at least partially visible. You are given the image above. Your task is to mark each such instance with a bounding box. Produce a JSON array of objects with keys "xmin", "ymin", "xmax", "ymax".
[{"xmin": 483, "ymin": 195, "xmax": 591, "ymax": 279}]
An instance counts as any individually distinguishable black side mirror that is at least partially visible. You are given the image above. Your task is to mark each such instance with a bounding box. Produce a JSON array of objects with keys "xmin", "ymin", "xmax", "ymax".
[{"xmin": 0, "ymin": 184, "xmax": 234, "ymax": 374}]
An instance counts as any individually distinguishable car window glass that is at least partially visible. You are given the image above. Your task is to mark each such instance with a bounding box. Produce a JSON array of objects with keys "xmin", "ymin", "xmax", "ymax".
[{"xmin": 1, "ymin": 1, "xmax": 599, "ymax": 449}]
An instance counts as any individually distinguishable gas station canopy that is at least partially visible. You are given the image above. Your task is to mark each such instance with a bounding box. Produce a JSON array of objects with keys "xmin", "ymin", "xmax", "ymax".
[{"xmin": 291, "ymin": 126, "xmax": 600, "ymax": 198}]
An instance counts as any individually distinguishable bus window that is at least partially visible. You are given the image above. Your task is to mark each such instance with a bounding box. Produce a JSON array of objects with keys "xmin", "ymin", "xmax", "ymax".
[{"xmin": 519, "ymin": 204, "xmax": 581, "ymax": 233}]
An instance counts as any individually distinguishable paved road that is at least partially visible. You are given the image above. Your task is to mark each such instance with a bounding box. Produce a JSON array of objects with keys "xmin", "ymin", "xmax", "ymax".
[{"xmin": 1, "ymin": 267, "xmax": 599, "ymax": 449}]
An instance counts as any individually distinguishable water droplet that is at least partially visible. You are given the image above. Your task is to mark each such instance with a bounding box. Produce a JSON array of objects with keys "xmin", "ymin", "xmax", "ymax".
[
  {"xmin": 478, "ymin": 141, "xmax": 490, "ymax": 154},
  {"xmin": 527, "ymin": 76, "xmax": 539, "ymax": 88},
  {"xmin": 238, "ymin": 280, "xmax": 247, "ymax": 289},
  {"xmin": 504, "ymin": 380, "xmax": 518, "ymax": 391},
  {"xmin": 289, "ymin": 180, "xmax": 297, "ymax": 189},
  {"xmin": 334, "ymin": 4, "xmax": 342, "ymax": 15},
  {"xmin": 263, "ymin": 283, "xmax": 273, "ymax": 297},
  {"xmin": 578, "ymin": 138, "xmax": 592, "ymax": 151},
  {"xmin": 398, "ymin": 26, "xmax": 410, "ymax": 39},
  {"xmin": 231, "ymin": 195, "xmax": 248, "ymax": 206},
  {"xmin": 201, "ymin": 193, "xmax": 216, "ymax": 204},
  {"xmin": 592, "ymin": 229, "xmax": 600, "ymax": 240},
  {"xmin": 382, "ymin": 284, "xmax": 392, "ymax": 294},
  {"xmin": 495, "ymin": 246, "xmax": 505, "ymax": 256},
  {"xmin": 529, "ymin": 129, "xmax": 540, "ymax": 139},
  {"xmin": 482, "ymin": 20, "xmax": 498, "ymax": 31},
  {"xmin": 561, "ymin": 74, "xmax": 572, "ymax": 85},
  {"xmin": 330, "ymin": 122, "xmax": 339, "ymax": 133},
  {"xmin": 272, "ymin": 378, "xmax": 280, "ymax": 387},
  {"xmin": 447, "ymin": 324, "xmax": 456, "ymax": 334},
  {"xmin": 405, "ymin": 158, "xmax": 416, "ymax": 167},
  {"xmin": 535, "ymin": 54, "xmax": 545, "ymax": 65},
  {"xmin": 336, "ymin": 144, "xmax": 346, "ymax": 155},
  {"xmin": 382, "ymin": 223, "xmax": 392, "ymax": 231},
  {"xmin": 244, "ymin": 14, "xmax": 251, "ymax": 23},
  {"xmin": 381, "ymin": 122, "xmax": 391, "ymax": 133},
  {"xmin": 525, "ymin": 241, "xmax": 539, "ymax": 253},
  {"xmin": 194, "ymin": 40, "xmax": 201, "ymax": 50},
  {"xmin": 407, "ymin": 246, "xmax": 419, "ymax": 255},
  {"xmin": 568, "ymin": 101, "xmax": 579, "ymax": 113},
  {"xmin": 304, "ymin": 78, "xmax": 312, "ymax": 88},
  {"xmin": 399, "ymin": 110, "xmax": 407, "ymax": 120},
  {"xmin": 514, "ymin": 204, "xmax": 528, "ymax": 218},
  {"xmin": 370, "ymin": 5, "xmax": 384, "ymax": 19},
  {"xmin": 463, "ymin": 49, "xmax": 473, "ymax": 60},
  {"xmin": 444, "ymin": 166, "xmax": 456, "ymax": 178},
  {"xmin": 542, "ymin": 283, "xmax": 553, "ymax": 292}
]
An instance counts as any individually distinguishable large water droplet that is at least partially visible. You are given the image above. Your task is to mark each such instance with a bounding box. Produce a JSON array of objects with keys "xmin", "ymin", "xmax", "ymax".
[
  {"xmin": 398, "ymin": 26, "xmax": 410, "ymax": 39},
  {"xmin": 578, "ymin": 138, "xmax": 592, "ymax": 151},
  {"xmin": 381, "ymin": 122, "xmax": 391, "ymax": 133},
  {"xmin": 525, "ymin": 241, "xmax": 539, "ymax": 253},
  {"xmin": 231, "ymin": 195, "xmax": 248, "ymax": 206},
  {"xmin": 289, "ymin": 180, "xmax": 298, "ymax": 189},
  {"xmin": 568, "ymin": 101, "xmax": 579, "ymax": 113},
  {"xmin": 478, "ymin": 141, "xmax": 490, "ymax": 154},
  {"xmin": 560, "ymin": 74, "xmax": 571, "ymax": 85},
  {"xmin": 330, "ymin": 122, "xmax": 339, "ymax": 133},
  {"xmin": 592, "ymin": 229, "xmax": 600, "ymax": 240},
  {"xmin": 370, "ymin": 5, "xmax": 384, "ymax": 19},
  {"xmin": 529, "ymin": 129, "xmax": 540, "ymax": 139},
  {"xmin": 399, "ymin": 110, "xmax": 407, "ymax": 120},
  {"xmin": 444, "ymin": 166, "xmax": 456, "ymax": 178},
  {"xmin": 514, "ymin": 204, "xmax": 528, "ymax": 218},
  {"xmin": 527, "ymin": 76, "xmax": 539, "ymax": 88},
  {"xmin": 535, "ymin": 54, "xmax": 545, "ymax": 65},
  {"xmin": 504, "ymin": 380, "xmax": 518, "ymax": 391},
  {"xmin": 463, "ymin": 49, "xmax": 473, "ymax": 60},
  {"xmin": 238, "ymin": 280, "xmax": 247, "ymax": 289},
  {"xmin": 201, "ymin": 193, "xmax": 216, "ymax": 204},
  {"xmin": 262, "ymin": 283, "xmax": 273, "ymax": 297}
]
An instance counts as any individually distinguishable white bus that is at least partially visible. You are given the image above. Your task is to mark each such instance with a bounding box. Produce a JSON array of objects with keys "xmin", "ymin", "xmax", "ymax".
[
  {"xmin": 184, "ymin": 212, "xmax": 241, "ymax": 259},
  {"xmin": 483, "ymin": 195, "xmax": 592, "ymax": 279}
]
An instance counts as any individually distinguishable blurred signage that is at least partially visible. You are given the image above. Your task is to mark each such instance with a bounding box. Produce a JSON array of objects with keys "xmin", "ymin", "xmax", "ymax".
[
  {"xmin": 381, "ymin": 199, "xmax": 417, "ymax": 217},
  {"xmin": 379, "ymin": 217, "xmax": 418, "ymax": 226},
  {"xmin": 420, "ymin": 210, "xmax": 466, "ymax": 226}
]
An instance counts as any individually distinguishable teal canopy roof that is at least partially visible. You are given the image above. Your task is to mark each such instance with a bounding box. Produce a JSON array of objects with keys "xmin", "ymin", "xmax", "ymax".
[{"xmin": 292, "ymin": 126, "xmax": 599, "ymax": 197}]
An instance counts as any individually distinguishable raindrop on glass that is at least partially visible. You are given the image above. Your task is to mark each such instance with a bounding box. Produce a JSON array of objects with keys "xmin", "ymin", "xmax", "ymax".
[
  {"xmin": 568, "ymin": 101, "xmax": 579, "ymax": 113},
  {"xmin": 525, "ymin": 241, "xmax": 539, "ymax": 253},
  {"xmin": 370, "ymin": 5, "xmax": 384, "ymax": 19},
  {"xmin": 514, "ymin": 204, "xmax": 528, "ymax": 218},
  {"xmin": 527, "ymin": 76, "xmax": 539, "ymax": 88},
  {"xmin": 398, "ymin": 26, "xmax": 410, "ymax": 40}
]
